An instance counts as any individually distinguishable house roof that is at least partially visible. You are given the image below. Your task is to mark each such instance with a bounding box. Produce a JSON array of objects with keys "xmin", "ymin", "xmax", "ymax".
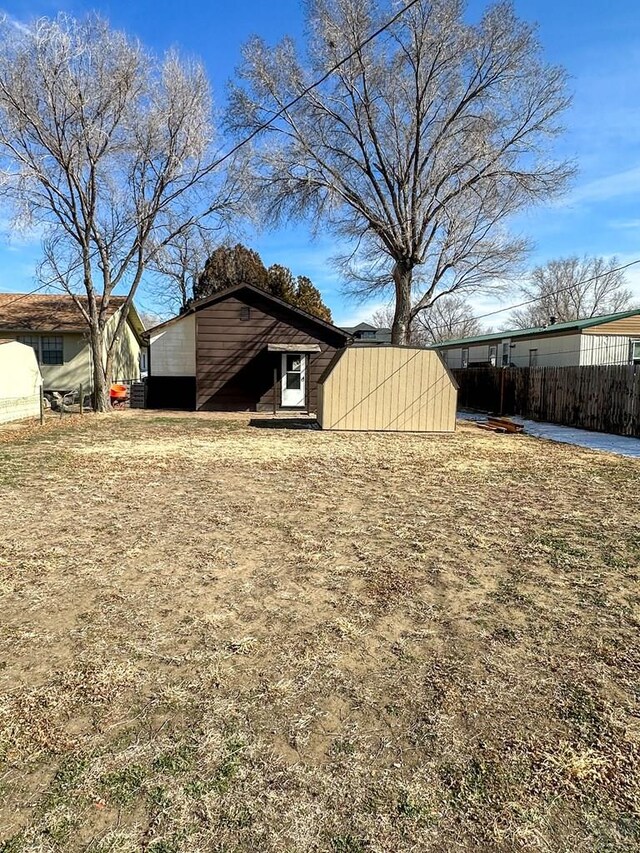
[
  {"xmin": 341, "ymin": 323, "xmax": 393, "ymax": 344},
  {"xmin": 0, "ymin": 292, "xmax": 129, "ymax": 333},
  {"xmin": 432, "ymin": 308, "xmax": 640, "ymax": 349},
  {"xmin": 145, "ymin": 283, "xmax": 351, "ymax": 341},
  {"xmin": 342, "ymin": 322, "xmax": 377, "ymax": 332}
]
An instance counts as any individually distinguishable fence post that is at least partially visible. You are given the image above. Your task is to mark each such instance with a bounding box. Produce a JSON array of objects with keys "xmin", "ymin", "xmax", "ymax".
[
  {"xmin": 273, "ymin": 367, "xmax": 278, "ymax": 415},
  {"xmin": 499, "ymin": 369, "xmax": 505, "ymax": 416},
  {"xmin": 39, "ymin": 385, "xmax": 45, "ymax": 426},
  {"xmin": 79, "ymin": 383, "xmax": 84, "ymax": 416}
]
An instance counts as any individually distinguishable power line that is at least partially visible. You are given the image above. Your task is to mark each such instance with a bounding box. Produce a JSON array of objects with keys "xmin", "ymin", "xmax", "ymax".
[
  {"xmin": 0, "ymin": 0, "xmax": 423, "ymax": 310},
  {"xmin": 0, "ymin": 281, "xmax": 64, "ymax": 310},
  {"xmin": 206, "ymin": 0, "xmax": 423, "ymax": 173},
  {"xmin": 470, "ymin": 258, "xmax": 640, "ymax": 325},
  {"xmin": 2, "ymin": 0, "xmax": 638, "ymax": 338},
  {"xmin": 421, "ymin": 257, "xmax": 640, "ymax": 341}
]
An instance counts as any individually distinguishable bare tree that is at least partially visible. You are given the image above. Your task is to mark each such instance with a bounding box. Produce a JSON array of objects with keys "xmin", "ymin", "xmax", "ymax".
[
  {"xmin": 0, "ymin": 14, "xmax": 239, "ymax": 410},
  {"xmin": 372, "ymin": 302, "xmax": 428, "ymax": 344},
  {"xmin": 229, "ymin": 0, "xmax": 572, "ymax": 345},
  {"xmin": 372, "ymin": 293, "xmax": 480, "ymax": 344},
  {"xmin": 509, "ymin": 256, "xmax": 635, "ymax": 329},
  {"xmin": 413, "ymin": 294, "xmax": 482, "ymax": 343},
  {"xmin": 137, "ymin": 309, "xmax": 164, "ymax": 330},
  {"xmin": 148, "ymin": 225, "xmax": 218, "ymax": 314}
]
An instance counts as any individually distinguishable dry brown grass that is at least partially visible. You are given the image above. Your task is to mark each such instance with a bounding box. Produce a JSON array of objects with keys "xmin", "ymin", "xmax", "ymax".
[{"xmin": 1, "ymin": 411, "xmax": 639, "ymax": 852}]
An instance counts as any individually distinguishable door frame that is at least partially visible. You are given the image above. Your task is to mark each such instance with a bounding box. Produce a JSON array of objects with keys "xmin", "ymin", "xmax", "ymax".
[{"xmin": 280, "ymin": 352, "xmax": 307, "ymax": 408}]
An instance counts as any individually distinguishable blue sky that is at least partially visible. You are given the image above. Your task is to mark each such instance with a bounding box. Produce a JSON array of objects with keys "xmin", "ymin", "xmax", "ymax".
[{"xmin": 1, "ymin": 0, "xmax": 639, "ymax": 325}]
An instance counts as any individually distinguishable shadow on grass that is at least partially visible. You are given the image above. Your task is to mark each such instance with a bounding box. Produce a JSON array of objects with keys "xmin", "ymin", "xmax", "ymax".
[{"xmin": 249, "ymin": 418, "xmax": 320, "ymax": 431}]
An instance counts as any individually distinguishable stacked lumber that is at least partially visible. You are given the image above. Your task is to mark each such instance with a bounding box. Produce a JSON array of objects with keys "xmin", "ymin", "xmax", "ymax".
[{"xmin": 476, "ymin": 416, "xmax": 524, "ymax": 434}]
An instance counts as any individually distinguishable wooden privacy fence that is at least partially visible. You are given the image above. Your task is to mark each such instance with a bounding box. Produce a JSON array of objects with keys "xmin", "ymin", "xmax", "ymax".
[{"xmin": 453, "ymin": 365, "xmax": 640, "ymax": 437}]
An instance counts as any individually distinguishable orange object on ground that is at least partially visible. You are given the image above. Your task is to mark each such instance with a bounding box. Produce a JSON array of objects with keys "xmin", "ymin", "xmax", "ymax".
[{"xmin": 110, "ymin": 383, "xmax": 128, "ymax": 400}]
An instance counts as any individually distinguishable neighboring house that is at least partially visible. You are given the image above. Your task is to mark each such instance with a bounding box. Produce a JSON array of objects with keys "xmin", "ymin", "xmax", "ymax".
[
  {"xmin": 0, "ymin": 294, "xmax": 145, "ymax": 393},
  {"xmin": 341, "ymin": 322, "xmax": 393, "ymax": 345},
  {"xmin": 0, "ymin": 340, "xmax": 42, "ymax": 424},
  {"xmin": 145, "ymin": 283, "xmax": 351, "ymax": 411},
  {"xmin": 433, "ymin": 310, "xmax": 640, "ymax": 369}
]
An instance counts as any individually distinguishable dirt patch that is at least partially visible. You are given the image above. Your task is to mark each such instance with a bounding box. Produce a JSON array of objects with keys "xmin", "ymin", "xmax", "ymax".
[{"xmin": 0, "ymin": 413, "xmax": 639, "ymax": 851}]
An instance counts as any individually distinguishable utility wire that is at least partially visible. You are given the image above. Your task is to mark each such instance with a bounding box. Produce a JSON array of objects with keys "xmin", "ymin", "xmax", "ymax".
[
  {"xmin": 0, "ymin": 281, "xmax": 64, "ymax": 309},
  {"xmin": 422, "ymin": 257, "xmax": 640, "ymax": 340},
  {"xmin": 1, "ymin": 0, "xmax": 638, "ymax": 334},
  {"xmin": 0, "ymin": 0, "xmax": 423, "ymax": 312},
  {"xmin": 205, "ymin": 0, "xmax": 423, "ymax": 173},
  {"xmin": 470, "ymin": 258, "xmax": 640, "ymax": 324}
]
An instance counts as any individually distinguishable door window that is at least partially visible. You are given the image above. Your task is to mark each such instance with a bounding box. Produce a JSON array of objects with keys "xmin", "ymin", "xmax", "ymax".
[
  {"xmin": 286, "ymin": 354, "xmax": 302, "ymax": 388},
  {"xmin": 281, "ymin": 353, "xmax": 306, "ymax": 407}
]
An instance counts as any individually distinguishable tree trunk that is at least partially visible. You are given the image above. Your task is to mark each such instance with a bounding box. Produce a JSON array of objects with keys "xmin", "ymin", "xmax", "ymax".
[
  {"xmin": 90, "ymin": 326, "xmax": 111, "ymax": 412},
  {"xmin": 391, "ymin": 262, "xmax": 413, "ymax": 345}
]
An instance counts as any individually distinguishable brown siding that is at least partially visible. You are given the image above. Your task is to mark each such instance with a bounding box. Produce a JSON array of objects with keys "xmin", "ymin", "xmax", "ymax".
[
  {"xmin": 583, "ymin": 316, "xmax": 640, "ymax": 335},
  {"xmin": 195, "ymin": 292, "xmax": 346, "ymax": 411}
]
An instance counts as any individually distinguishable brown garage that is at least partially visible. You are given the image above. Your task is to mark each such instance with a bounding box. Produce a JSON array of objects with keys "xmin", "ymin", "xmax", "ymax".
[{"xmin": 145, "ymin": 283, "xmax": 350, "ymax": 412}]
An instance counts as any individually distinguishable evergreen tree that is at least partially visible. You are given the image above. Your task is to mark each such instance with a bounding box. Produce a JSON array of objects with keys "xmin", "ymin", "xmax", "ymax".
[
  {"xmin": 295, "ymin": 276, "xmax": 332, "ymax": 323},
  {"xmin": 267, "ymin": 264, "xmax": 297, "ymax": 303},
  {"xmin": 194, "ymin": 244, "xmax": 332, "ymax": 322},
  {"xmin": 194, "ymin": 243, "xmax": 268, "ymax": 300}
]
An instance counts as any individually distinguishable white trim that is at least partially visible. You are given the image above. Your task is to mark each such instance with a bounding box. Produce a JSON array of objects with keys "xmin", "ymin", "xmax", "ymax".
[{"xmin": 281, "ymin": 352, "xmax": 306, "ymax": 407}]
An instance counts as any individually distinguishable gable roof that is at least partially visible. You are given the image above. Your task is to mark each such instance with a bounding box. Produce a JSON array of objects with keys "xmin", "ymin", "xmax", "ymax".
[
  {"xmin": 432, "ymin": 308, "xmax": 640, "ymax": 349},
  {"xmin": 0, "ymin": 292, "xmax": 129, "ymax": 333},
  {"xmin": 342, "ymin": 325, "xmax": 393, "ymax": 344},
  {"xmin": 145, "ymin": 282, "xmax": 350, "ymax": 341},
  {"xmin": 343, "ymin": 322, "xmax": 377, "ymax": 332}
]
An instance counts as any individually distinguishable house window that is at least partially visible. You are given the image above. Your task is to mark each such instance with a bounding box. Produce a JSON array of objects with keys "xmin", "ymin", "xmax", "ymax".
[
  {"xmin": 360, "ymin": 330, "xmax": 376, "ymax": 339},
  {"xmin": 630, "ymin": 340, "xmax": 640, "ymax": 365},
  {"xmin": 17, "ymin": 335, "xmax": 40, "ymax": 360},
  {"xmin": 41, "ymin": 336, "xmax": 64, "ymax": 365},
  {"xmin": 16, "ymin": 334, "xmax": 63, "ymax": 365},
  {"xmin": 489, "ymin": 345, "xmax": 497, "ymax": 366},
  {"xmin": 240, "ymin": 306, "xmax": 251, "ymax": 321},
  {"xmin": 139, "ymin": 349, "xmax": 148, "ymax": 373},
  {"xmin": 501, "ymin": 341, "xmax": 510, "ymax": 366},
  {"xmin": 441, "ymin": 350, "xmax": 448, "ymax": 365},
  {"xmin": 461, "ymin": 348, "xmax": 469, "ymax": 368},
  {"xmin": 529, "ymin": 348, "xmax": 538, "ymax": 367}
]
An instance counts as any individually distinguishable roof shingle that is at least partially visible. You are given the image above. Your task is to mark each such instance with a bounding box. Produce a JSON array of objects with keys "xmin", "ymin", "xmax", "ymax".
[{"xmin": 0, "ymin": 293, "xmax": 127, "ymax": 333}]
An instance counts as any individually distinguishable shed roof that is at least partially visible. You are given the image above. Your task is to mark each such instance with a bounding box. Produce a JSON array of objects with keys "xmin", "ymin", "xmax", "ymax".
[{"xmin": 432, "ymin": 308, "xmax": 640, "ymax": 349}]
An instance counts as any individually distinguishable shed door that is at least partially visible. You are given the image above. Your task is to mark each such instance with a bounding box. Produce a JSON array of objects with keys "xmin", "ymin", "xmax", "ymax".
[{"xmin": 281, "ymin": 353, "xmax": 306, "ymax": 407}]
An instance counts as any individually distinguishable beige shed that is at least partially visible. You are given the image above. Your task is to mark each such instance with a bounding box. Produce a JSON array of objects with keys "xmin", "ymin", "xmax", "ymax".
[
  {"xmin": 317, "ymin": 345, "xmax": 458, "ymax": 432},
  {"xmin": 0, "ymin": 340, "xmax": 43, "ymax": 424}
]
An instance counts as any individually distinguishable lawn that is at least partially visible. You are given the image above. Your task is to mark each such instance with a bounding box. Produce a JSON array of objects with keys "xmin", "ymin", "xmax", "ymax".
[{"xmin": 0, "ymin": 412, "xmax": 639, "ymax": 852}]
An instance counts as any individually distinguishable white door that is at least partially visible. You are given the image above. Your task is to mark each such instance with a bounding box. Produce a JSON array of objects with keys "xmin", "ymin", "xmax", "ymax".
[{"xmin": 281, "ymin": 353, "xmax": 306, "ymax": 407}]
